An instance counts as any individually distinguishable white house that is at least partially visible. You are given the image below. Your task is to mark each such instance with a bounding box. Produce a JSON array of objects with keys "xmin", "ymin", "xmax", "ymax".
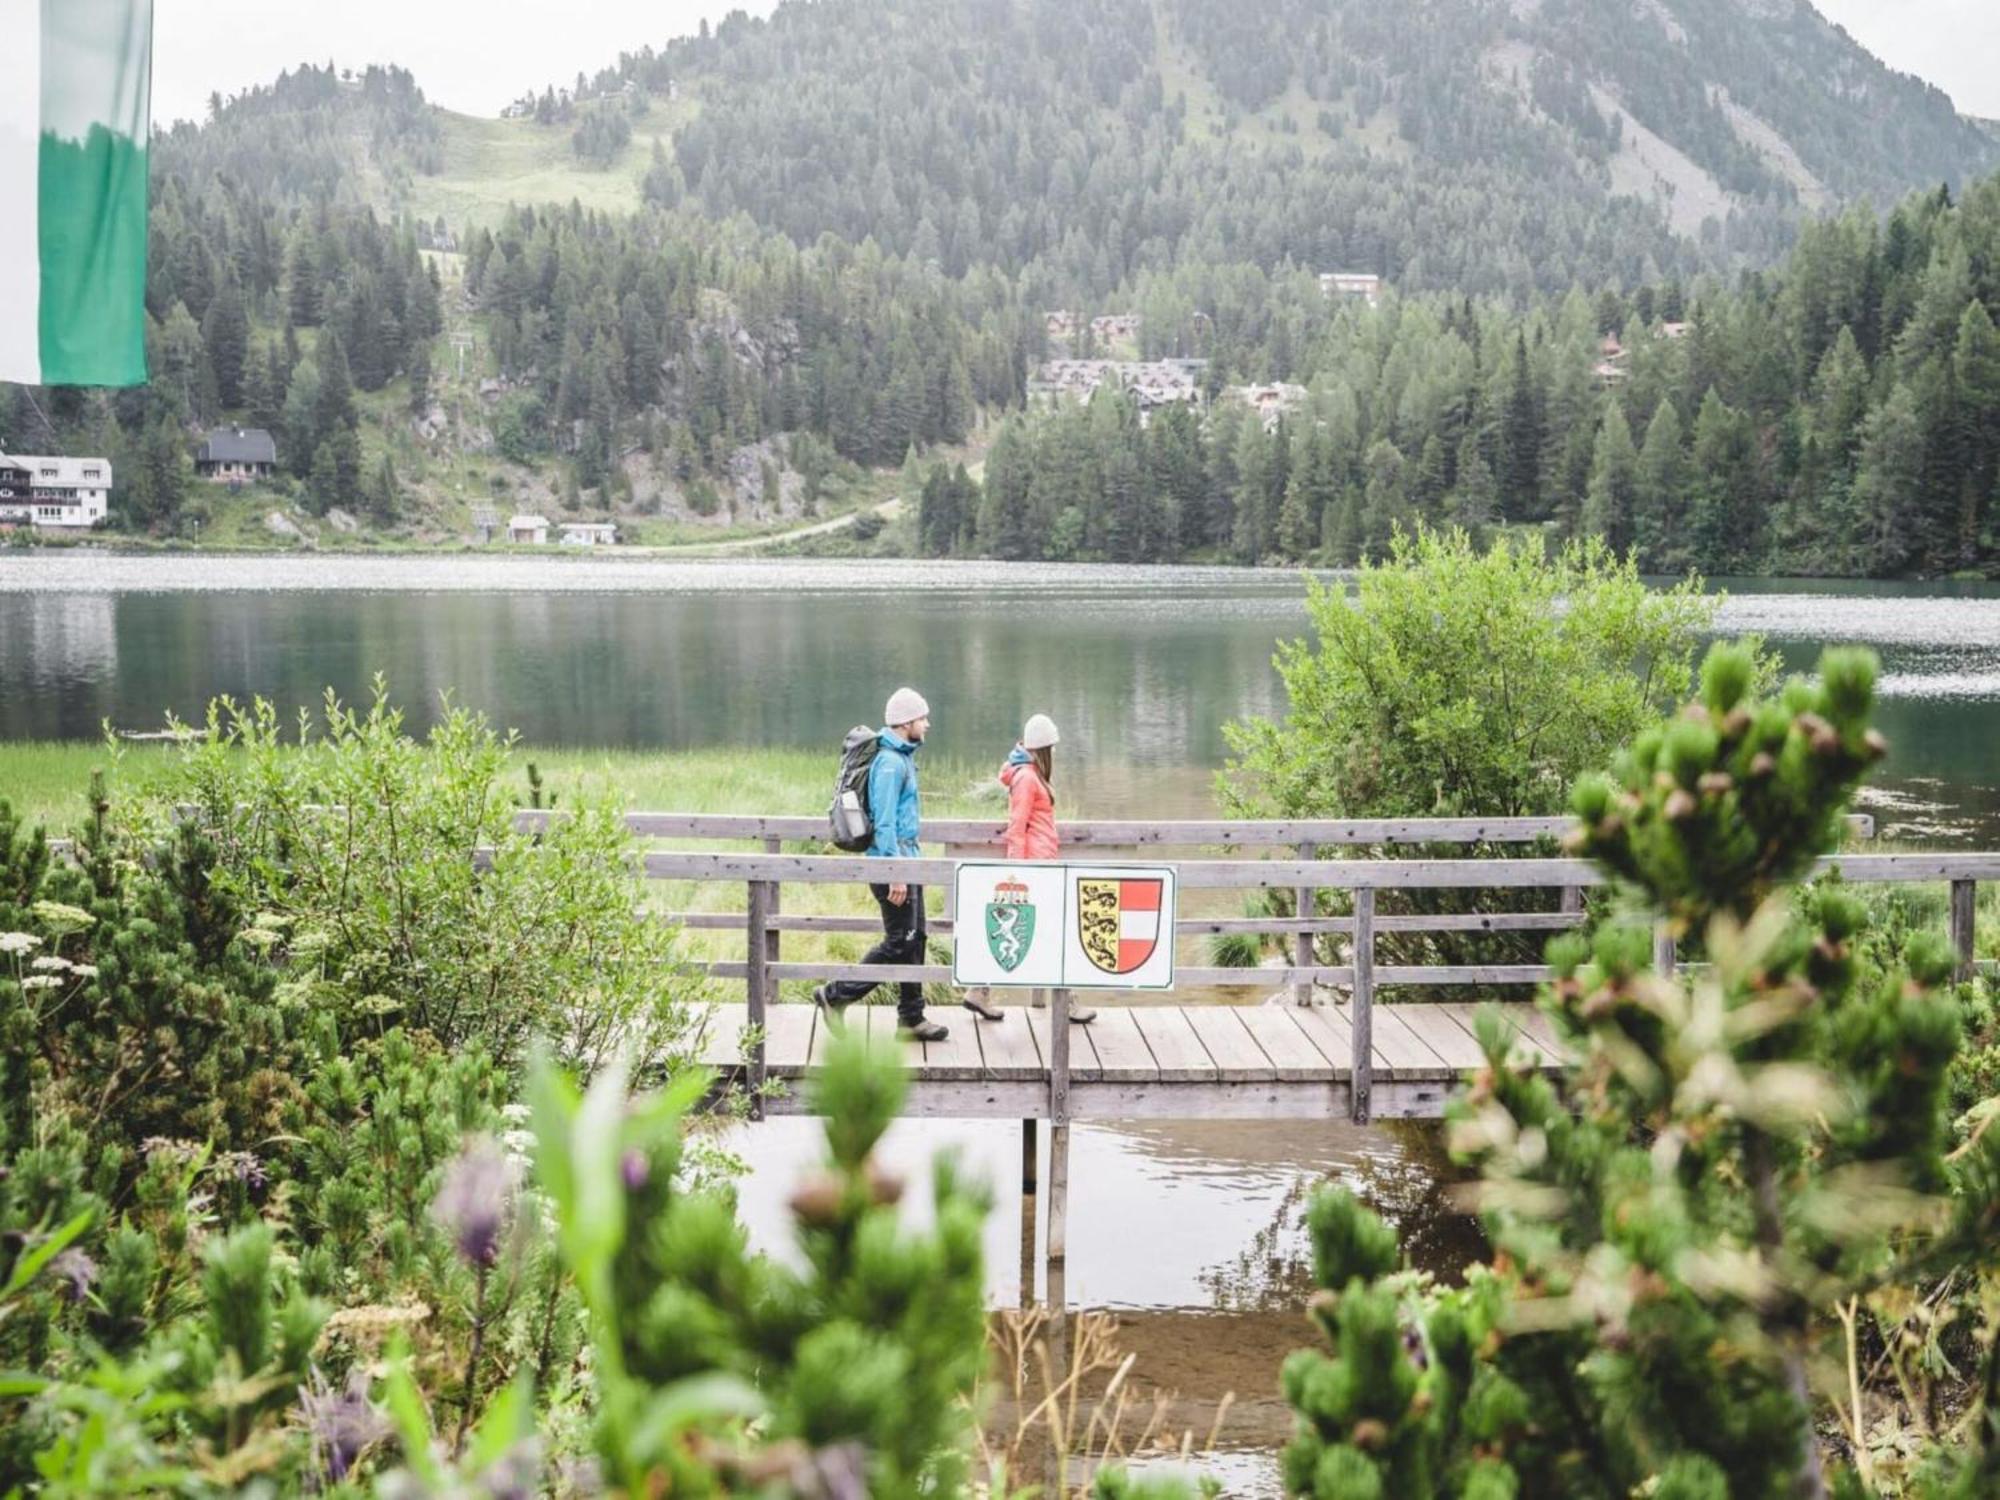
[
  {"xmin": 1319, "ymin": 271, "xmax": 1384, "ymax": 305},
  {"xmin": 559, "ymin": 521, "xmax": 617, "ymax": 547},
  {"xmin": 0, "ymin": 452, "xmax": 112, "ymax": 529},
  {"xmin": 507, "ymin": 513, "xmax": 550, "ymax": 544}
]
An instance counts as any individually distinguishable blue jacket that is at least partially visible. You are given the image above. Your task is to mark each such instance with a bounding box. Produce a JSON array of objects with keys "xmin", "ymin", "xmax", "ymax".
[{"xmin": 867, "ymin": 728, "xmax": 922, "ymax": 857}]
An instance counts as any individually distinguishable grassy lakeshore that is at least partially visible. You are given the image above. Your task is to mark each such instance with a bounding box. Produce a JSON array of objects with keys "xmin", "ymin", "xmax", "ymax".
[
  {"xmin": 0, "ymin": 740, "xmax": 993, "ymax": 831},
  {"xmin": 0, "ymin": 740, "xmax": 1009, "ymax": 1006}
]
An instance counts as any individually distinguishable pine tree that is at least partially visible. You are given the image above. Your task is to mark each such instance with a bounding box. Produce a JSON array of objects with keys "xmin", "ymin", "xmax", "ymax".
[
  {"xmin": 200, "ymin": 277, "xmax": 251, "ymax": 410},
  {"xmin": 1277, "ymin": 643, "xmax": 2000, "ymax": 1499},
  {"xmin": 1580, "ymin": 401, "xmax": 1638, "ymax": 554}
]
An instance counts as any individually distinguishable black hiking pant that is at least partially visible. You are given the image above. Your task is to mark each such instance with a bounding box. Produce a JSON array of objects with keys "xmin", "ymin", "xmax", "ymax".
[{"xmin": 823, "ymin": 883, "xmax": 927, "ymax": 1024}]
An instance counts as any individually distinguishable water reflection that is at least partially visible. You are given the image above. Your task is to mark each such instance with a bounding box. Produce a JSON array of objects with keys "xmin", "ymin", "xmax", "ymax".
[
  {"xmin": 4, "ymin": 557, "xmax": 2000, "ymax": 838},
  {"xmin": 720, "ymin": 1114, "xmax": 1473, "ymax": 1311}
]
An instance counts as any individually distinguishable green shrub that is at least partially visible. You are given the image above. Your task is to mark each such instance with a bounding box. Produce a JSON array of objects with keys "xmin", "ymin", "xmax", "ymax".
[
  {"xmin": 157, "ymin": 683, "xmax": 705, "ymax": 1077},
  {"xmin": 1276, "ymin": 643, "xmax": 2000, "ymax": 1498}
]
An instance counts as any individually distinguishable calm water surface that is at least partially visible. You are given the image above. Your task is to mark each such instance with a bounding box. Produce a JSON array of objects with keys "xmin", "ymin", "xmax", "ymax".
[
  {"xmin": 6, "ymin": 553, "xmax": 2000, "ymax": 1489},
  {"xmin": 4, "ymin": 554, "xmax": 2000, "ymax": 836}
]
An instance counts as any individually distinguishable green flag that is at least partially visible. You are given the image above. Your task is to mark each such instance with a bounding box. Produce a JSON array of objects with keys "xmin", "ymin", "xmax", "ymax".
[{"xmin": 0, "ymin": 0, "xmax": 153, "ymax": 387}]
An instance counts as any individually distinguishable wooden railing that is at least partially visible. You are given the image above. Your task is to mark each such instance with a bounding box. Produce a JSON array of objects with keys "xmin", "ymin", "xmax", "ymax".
[{"xmin": 500, "ymin": 810, "xmax": 1953, "ymax": 1124}]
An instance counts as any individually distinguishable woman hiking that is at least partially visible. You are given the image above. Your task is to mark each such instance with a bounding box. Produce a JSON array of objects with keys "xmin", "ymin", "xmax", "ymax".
[{"xmin": 963, "ymin": 713, "xmax": 1094, "ymax": 1024}]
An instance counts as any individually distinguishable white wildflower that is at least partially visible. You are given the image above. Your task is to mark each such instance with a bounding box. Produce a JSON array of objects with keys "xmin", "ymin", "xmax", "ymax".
[
  {"xmin": 0, "ymin": 932, "xmax": 42, "ymax": 956},
  {"xmin": 499, "ymin": 1102, "xmax": 532, "ymax": 1124},
  {"xmin": 29, "ymin": 901, "xmax": 92, "ymax": 934},
  {"xmin": 30, "ymin": 955, "xmax": 71, "ymax": 972},
  {"xmin": 69, "ymin": 964, "xmax": 97, "ymax": 978},
  {"xmin": 21, "ymin": 976, "xmax": 62, "ymax": 992}
]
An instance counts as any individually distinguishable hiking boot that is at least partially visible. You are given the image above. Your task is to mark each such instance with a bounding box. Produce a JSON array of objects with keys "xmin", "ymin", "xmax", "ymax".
[
  {"xmin": 962, "ymin": 992, "xmax": 1005, "ymax": 1021},
  {"xmin": 900, "ymin": 1017, "xmax": 949, "ymax": 1043},
  {"xmin": 811, "ymin": 985, "xmax": 847, "ymax": 1033}
]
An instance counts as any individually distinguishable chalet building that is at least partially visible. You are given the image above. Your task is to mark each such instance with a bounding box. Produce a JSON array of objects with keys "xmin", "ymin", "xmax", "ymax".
[
  {"xmin": 1228, "ymin": 381, "xmax": 1310, "ymax": 432},
  {"xmin": 194, "ymin": 427, "xmax": 278, "ymax": 485},
  {"xmin": 1593, "ymin": 332, "xmax": 1631, "ymax": 386},
  {"xmin": 1028, "ymin": 359, "xmax": 1208, "ymax": 424},
  {"xmin": 508, "ymin": 513, "xmax": 550, "ymax": 544},
  {"xmin": 0, "ymin": 452, "xmax": 112, "ymax": 529},
  {"xmin": 1319, "ymin": 271, "xmax": 1383, "ymax": 305},
  {"xmin": 559, "ymin": 521, "xmax": 617, "ymax": 546}
]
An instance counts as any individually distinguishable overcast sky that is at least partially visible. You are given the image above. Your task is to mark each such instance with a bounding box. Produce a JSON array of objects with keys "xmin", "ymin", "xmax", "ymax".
[{"xmin": 150, "ymin": 0, "xmax": 2000, "ymax": 128}]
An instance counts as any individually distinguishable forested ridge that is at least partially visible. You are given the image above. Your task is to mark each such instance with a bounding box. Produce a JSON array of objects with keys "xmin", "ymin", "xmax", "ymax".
[
  {"xmin": 936, "ymin": 177, "xmax": 2000, "ymax": 579},
  {"xmin": 2, "ymin": 0, "xmax": 1997, "ymax": 576}
]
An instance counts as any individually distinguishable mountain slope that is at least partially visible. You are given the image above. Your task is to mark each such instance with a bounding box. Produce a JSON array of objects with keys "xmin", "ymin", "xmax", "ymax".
[{"xmin": 622, "ymin": 0, "xmax": 1998, "ymax": 293}]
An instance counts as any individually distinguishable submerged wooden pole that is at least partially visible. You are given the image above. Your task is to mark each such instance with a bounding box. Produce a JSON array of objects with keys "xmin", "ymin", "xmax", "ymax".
[
  {"xmin": 1951, "ymin": 879, "xmax": 1977, "ymax": 982},
  {"xmin": 1047, "ymin": 988, "xmax": 1071, "ymax": 1265},
  {"xmin": 746, "ymin": 878, "xmax": 772, "ymax": 1120},
  {"xmin": 1350, "ymin": 888, "xmax": 1374, "ymax": 1124}
]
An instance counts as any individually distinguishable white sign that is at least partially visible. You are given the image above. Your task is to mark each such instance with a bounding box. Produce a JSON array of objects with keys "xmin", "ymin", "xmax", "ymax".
[
  {"xmin": 1061, "ymin": 864, "xmax": 1178, "ymax": 991},
  {"xmin": 951, "ymin": 862, "xmax": 1177, "ymax": 991}
]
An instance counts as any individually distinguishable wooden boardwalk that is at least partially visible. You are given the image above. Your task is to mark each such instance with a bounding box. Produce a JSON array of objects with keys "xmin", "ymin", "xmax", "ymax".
[{"xmin": 695, "ymin": 999, "xmax": 1562, "ymax": 1120}]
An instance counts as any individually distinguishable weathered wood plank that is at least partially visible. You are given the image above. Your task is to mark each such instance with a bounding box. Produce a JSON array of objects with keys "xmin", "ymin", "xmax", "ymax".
[
  {"xmin": 647, "ymin": 848, "xmax": 1954, "ymax": 892},
  {"xmin": 977, "ymin": 1003, "xmax": 1046, "ymax": 1081},
  {"xmin": 1181, "ymin": 1006, "xmax": 1282, "ymax": 1082},
  {"xmin": 1436, "ymin": 1002, "xmax": 1541, "ymax": 1068},
  {"xmin": 1286, "ymin": 1003, "xmax": 1368, "ymax": 1076},
  {"xmin": 1131, "ymin": 1007, "xmax": 1218, "ymax": 1083},
  {"xmin": 1369, "ymin": 1005, "xmax": 1451, "ymax": 1079},
  {"xmin": 1083, "ymin": 1006, "xmax": 1159, "ymax": 1083},
  {"xmin": 706, "ymin": 961, "xmax": 1354, "ymax": 988},
  {"xmin": 1374, "ymin": 965, "xmax": 1552, "ymax": 986},
  {"xmin": 1024, "ymin": 1005, "xmax": 1102, "ymax": 1083},
  {"xmin": 1389, "ymin": 1004, "xmax": 1489, "ymax": 1072},
  {"xmin": 695, "ymin": 1003, "xmax": 745, "ymax": 1070},
  {"xmin": 529, "ymin": 810, "xmax": 1869, "ymax": 848},
  {"xmin": 920, "ymin": 1011, "xmax": 987, "ymax": 1081},
  {"xmin": 1238, "ymin": 1006, "xmax": 1339, "ymax": 1080},
  {"xmin": 757, "ymin": 1076, "xmax": 1471, "ymax": 1121},
  {"xmin": 1506, "ymin": 1005, "xmax": 1566, "ymax": 1063},
  {"xmin": 764, "ymin": 1004, "xmax": 818, "ymax": 1074}
]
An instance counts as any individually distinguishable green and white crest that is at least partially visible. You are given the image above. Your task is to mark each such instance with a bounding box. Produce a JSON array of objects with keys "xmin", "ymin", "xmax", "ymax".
[{"xmin": 985, "ymin": 879, "xmax": 1037, "ymax": 973}]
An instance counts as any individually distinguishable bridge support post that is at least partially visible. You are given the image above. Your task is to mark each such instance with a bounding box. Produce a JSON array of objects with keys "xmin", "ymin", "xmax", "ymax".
[
  {"xmin": 1350, "ymin": 889, "xmax": 1374, "ymax": 1124},
  {"xmin": 1951, "ymin": 878, "xmax": 1977, "ymax": 982},
  {"xmin": 746, "ymin": 879, "xmax": 772, "ymax": 1120},
  {"xmin": 1653, "ymin": 921, "xmax": 1676, "ymax": 978},
  {"xmin": 762, "ymin": 835, "xmax": 783, "ymax": 971},
  {"xmin": 1047, "ymin": 988, "xmax": 1071, "ymax": 1266},
  {"xmin": 1295, "ymin": 840, "xmax": 1319, "ymax": 1006},
  {"xmin": 1019, "ymin": 1119, "xmax": 1039, "ymax": 1308}
]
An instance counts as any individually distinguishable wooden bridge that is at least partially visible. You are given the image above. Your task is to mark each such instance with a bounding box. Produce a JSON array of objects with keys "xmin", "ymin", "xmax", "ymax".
[
  {"xmin": 504, "ymin": 808, "xmax": 1947, "ymax": 1131},
  {"xmin": 502, "ymin": 804, "xmax": 1992, "ymax": 1286}
]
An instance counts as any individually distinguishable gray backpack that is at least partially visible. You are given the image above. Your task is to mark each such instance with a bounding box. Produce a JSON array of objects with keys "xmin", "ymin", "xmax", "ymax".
[{"xmin": 828, "ymin": 726, "xmax": 879, "ymax": 851}]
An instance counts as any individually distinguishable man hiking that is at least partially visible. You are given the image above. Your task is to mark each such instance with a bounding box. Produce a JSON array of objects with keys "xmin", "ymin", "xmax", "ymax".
[{"xmin": 813, "ymin": 687, "xmax": 950, "ymax": 1041}]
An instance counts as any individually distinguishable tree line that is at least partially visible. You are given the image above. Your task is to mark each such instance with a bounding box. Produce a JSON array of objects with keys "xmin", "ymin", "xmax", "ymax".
[{"xmin": 932, "ymin": 174, "xmax": 2000, "ymax": 578}]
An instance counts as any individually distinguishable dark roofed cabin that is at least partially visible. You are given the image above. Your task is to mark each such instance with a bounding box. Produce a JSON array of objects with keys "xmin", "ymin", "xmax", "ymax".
[{"xmin": 194, "ymin": 427, "xmax": 278, "ymax": 486}]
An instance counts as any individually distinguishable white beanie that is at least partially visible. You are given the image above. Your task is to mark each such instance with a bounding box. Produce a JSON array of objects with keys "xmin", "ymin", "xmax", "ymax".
[
  {"xmin": 1022, "ymin": 713, "xmax": 1060, "ymax": 750},
  {"xmin": 884, "ymin": 686, "xmax": 930, "ymax": 727}
]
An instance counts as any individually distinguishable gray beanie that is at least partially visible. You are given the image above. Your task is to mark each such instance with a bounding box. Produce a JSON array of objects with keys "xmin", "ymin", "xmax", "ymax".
[{"xmin": 884, "ymin": 687, "xmax": 930, "ymax": 726}]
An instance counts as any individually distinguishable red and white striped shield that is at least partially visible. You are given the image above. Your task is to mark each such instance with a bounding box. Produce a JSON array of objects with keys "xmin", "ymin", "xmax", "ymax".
[{"xmin": 1076, "ymin": 877, "xmax": 1164, "ymax": 976}]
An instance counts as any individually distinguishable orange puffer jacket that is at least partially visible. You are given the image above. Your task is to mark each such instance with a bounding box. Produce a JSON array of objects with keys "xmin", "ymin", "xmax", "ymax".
[{"xmin": 999, "ymin": 757, "xmax": 1058, "ymax": 861}]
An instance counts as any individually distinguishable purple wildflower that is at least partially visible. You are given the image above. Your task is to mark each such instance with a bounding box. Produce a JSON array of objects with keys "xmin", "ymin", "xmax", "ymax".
[
  {"xmin": 50, "ymin": 1248, "xmax": 97, "ymax": 1304},
  {"xmin": 621, "ymin": 1147, "xmax": 650, "ymax": 1192},
  {"xmin": 299, "ymin": 1366, "xmax": 389, "ymax": 1485},
  {"xmin": 479, "ymin": 1438, "xmax": 544, "ymax": 1500},
  {"xmin": 432, "ymin": 1138, "xmax": 517, "ymax": 1268},
  {"xmin": 1401, "ymin": 1322, "xmax": 1430, "ymax": 1371},
  {"xmin": 220, "ymin": 1150, "xmax": 269, "ymax": 1195}
]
